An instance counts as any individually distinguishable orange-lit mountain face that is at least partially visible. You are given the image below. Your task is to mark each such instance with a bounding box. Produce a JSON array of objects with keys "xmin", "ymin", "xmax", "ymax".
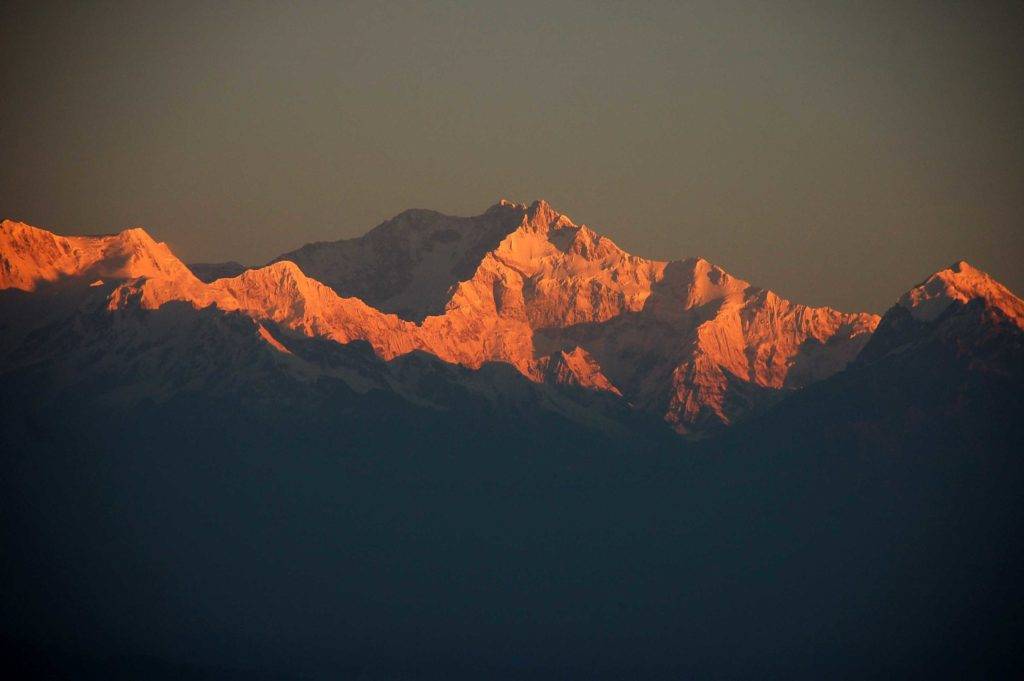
[
  {"xmin": 3, "ymin": 203, "xmax": 1019, "ymax": 435},
  {"xmin": 0, "ymin": 220, "xmax": 198, "ymax": 291},
  {"xmin": 898, "ymin": 260, "xmax": 1024, "ymax": 326}
]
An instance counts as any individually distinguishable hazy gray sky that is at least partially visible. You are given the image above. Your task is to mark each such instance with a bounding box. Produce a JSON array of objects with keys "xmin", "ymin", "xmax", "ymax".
[{"xmin": 2, "ymin": 0, "xmax": 1021, "ymax": 312}]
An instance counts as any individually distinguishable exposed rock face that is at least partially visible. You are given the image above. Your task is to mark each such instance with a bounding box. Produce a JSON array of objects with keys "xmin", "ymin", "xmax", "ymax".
[
  {"xmin": 1, "ymin": 202, "xmax": 883, "ymax": 434},
  {"xmin": 541, "ymin": 347, "xmax": 622, "ymax": 397}
]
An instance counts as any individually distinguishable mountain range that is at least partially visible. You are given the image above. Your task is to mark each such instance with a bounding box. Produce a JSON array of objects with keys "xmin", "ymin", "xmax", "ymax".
[
  {"xmin": 2, "ymin": 200, "xmax": 1023, "ymax": 677},
  {"xmin": 1, "ymin": 199, "xmax": 911, "ymax": 436},
  {"xmin": 3, "ymin": 199, "xmax": 1019, "ymax": 438}
]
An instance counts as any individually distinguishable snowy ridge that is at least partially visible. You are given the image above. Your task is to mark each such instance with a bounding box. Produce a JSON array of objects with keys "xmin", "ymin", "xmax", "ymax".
[
  {"xmin": 1, "ymin": 220, "xmax": 199, "ymax": 291},
  {"xmin": 16, "ymin": 199, "xmax": 1016, "ymax": 435}
]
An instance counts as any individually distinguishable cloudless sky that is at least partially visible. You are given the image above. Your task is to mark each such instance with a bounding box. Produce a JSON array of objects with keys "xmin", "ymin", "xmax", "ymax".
[{"xmin": 1, "ymin": 0, "xmax": 1021, "ymax": 312}]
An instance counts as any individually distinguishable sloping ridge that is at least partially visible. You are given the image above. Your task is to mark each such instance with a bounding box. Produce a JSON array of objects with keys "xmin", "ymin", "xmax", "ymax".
[
  {"xmin": 897, "ymin": 260, "xmax": 1024, "ymax": 327},
  {"xmin": 857, "ymin": 260, "xmax": 1024, "ymax": 369},
  {"xmin": 1, "ymin": 219, "xmax": 198, "ymax": 290}
]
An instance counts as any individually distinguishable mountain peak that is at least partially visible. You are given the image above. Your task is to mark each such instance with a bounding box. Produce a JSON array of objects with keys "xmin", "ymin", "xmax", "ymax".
[
  {"xmin": 210, "ymin": 261, "xmax": 314, "ymax": 310},
  {"xmin": 117, "ymin": 226, "xmax": 157, "ymax": 243},
  {"xmin": 524, "ymin": 199, "xmax": 575, "ymax": 232},
  {"xmin": 526, "ymin": 198, "xmax": 553, "ymax": 218},
  {"xmin": 0, "ymin": 220, "xmax": 196, "ymax": 291},
  {"xmin": 486, "ymin": 198, "xmax": 525, "ymax": 213},
  {"xmin": 272, "ymin": 201, "xmax": 529, "ymax": 321},
  {"xmin": 2, "ymin": 218, "xmax": 55, "ymax": 241},
  {"xmin": 949, "ymin": 259, "xmax": 977, "ymax": 273},
  {"xmin": 260, "ymin": 259, "xmax": 306, "ymax": 278},
  {"xmin": 899, "ymin": 260, "xmax": 1023, "ymax": 326}
]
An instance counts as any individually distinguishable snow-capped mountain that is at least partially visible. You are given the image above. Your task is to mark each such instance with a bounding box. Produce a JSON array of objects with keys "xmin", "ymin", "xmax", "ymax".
[
  {"xmin": 0, "ymin": 219, "xmax": 198, "ymax": 290},
  {"xmin": 270, "ymin": 200, "xmax": 879, "ymax": 433},
  {"xmin": 3, "ymin": 204, "xmax": 1019, "ymax": 437},
  {"xmin": 716, "ymin": 256, "xmax": 1024, "ymax": 462},
  {"xmin": 896, "ymin": 259, "xmax": 1024, "ymax": 326},
  {"xmin": 0, "ymin": 219, "xmax": 656, "ymax": 440},
  {"xmin": 4, "ymin": 205, "xmax": 1023, "ymax": 679},
  {"xmin": 855, "ymin": 260, "xmax": 1024, "ymax": 373}
]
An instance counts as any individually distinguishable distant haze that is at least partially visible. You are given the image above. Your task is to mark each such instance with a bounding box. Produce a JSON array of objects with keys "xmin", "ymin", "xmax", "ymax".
[{"xmin": 2, "ymin": 1, "xmax": 1021, "ymax": 313}]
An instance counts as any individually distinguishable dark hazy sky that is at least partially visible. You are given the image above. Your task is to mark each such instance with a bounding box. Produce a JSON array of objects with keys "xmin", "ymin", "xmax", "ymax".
[{"xmin": 2, "ymin": 1, "xmax": 1021, "ymax": 312}]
